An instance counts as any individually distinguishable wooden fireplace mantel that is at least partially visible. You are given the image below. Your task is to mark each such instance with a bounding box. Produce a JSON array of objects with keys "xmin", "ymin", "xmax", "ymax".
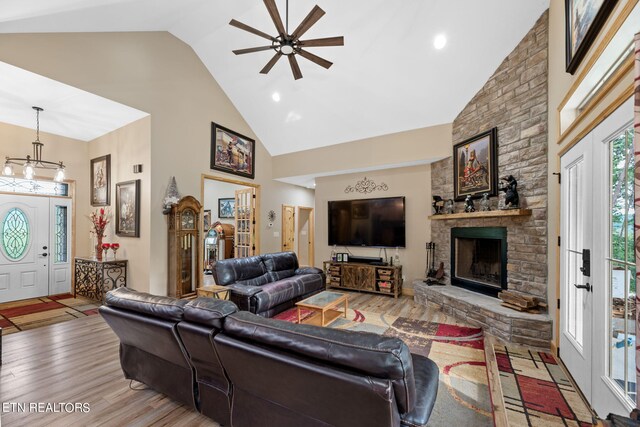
[{"xmin": 428, "ymin": 209, "xmax": 532, "ymax": 220}]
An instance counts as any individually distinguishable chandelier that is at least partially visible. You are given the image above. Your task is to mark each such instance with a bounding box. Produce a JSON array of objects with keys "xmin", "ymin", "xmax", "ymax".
[{"xmin": 3, "ymin": 106, "xmax": 65, "ymax": 182}]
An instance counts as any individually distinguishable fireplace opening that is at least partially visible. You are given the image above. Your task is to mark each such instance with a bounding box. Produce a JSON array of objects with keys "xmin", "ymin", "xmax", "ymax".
[{"xmin": 451, "ymin": 227, "xmax": 507, "ymax": 297}]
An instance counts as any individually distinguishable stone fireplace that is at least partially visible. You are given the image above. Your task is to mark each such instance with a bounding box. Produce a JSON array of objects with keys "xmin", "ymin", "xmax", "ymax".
[
  {"xmin": 413, "ymin": 11, "xmax": 552, "ymax": 347},
  {"xmin": 451, "ymin": 227, "xmax": 507, "ymax": 297}
]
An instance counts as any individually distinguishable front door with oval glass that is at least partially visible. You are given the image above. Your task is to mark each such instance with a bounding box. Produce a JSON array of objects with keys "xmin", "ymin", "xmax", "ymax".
[{"xmin": 0, "ymin": 194, "xmax": 71, "ymax": 303}]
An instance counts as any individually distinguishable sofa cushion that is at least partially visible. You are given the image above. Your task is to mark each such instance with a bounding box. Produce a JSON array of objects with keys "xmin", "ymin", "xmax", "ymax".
[
  {"xmin": 184, "ymin": 298, "xmax": 239, "ymax": 329},
  {"xmin": 253, "ymin": 274, "xmax": 324, "ymax": 314},
  {"xmin": 262, "ymin": 252, "xmax": 299, "ymax": 281},
  {"xmin": 105, "ymin": 287, "xmax": 187, "ymax": 322},
  {"xmin": 213, "ymin": 255, "xmax": 269, "ymax": 286},
  {"xmin": 223, "ymin": 311, "xmax": 416, "ymax": 412}
]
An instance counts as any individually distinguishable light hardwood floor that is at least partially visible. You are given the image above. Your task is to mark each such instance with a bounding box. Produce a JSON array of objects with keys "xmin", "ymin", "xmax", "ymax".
[{"xmin": 0, "ymin": 292, "xmax": 508, "ymax": 427}]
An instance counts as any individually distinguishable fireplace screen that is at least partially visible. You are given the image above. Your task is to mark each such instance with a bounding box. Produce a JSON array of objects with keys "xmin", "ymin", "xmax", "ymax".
[
  {"xmin": 451, "ymin": 227, "xmax": 507, "ymax": 297},
  {"xmin": 454, "ymin": 238, "xmax": 502, "ymax": 287}
]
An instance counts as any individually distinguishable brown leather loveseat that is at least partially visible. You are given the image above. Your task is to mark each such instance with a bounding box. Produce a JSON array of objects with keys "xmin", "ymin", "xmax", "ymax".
[
  {"xmin": 213, "ymin": 251, "xmax": 325, "ymax": 317},
  {"xmin": 100, "ymin": 288, "xmax": 439, "ymax": 427}
]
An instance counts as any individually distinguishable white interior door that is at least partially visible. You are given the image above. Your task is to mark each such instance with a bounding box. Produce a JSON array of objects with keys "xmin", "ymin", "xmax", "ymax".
[
  {"xmin": 560, "ymin": 134, "xmax": 593, "ymax": 401},
  {"xmin": 0, "ymin": 194, "xmax": 50, "ymax": 302}
]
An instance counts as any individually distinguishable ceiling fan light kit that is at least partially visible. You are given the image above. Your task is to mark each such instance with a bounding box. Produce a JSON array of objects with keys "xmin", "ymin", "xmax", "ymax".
[{"xmin": 230, "ymin": 0, "xmax": 344, "ymax": 80}]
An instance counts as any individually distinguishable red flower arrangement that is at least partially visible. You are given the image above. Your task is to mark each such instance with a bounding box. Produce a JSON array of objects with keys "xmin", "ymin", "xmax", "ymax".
[{"xmin": 89, "ymin": 208, "xmax": 110, "ymax": 261}]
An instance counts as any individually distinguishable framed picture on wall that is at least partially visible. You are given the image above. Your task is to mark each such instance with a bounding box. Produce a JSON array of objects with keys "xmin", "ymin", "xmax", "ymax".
[
  {"xmin": 116, "ymin": 179, "xmax": 141, "ymax": 237},
  {"xmin": 565, "ymin": 0, "xmax": 617, "ymax": 74},
  {"xmin": 453, "ymin": 128, "xmax": 498, "ymax": 201},
  {"xmin": 91, "ymin": 155, "xmax": 110, "ymax": 206},
  {"xmin": 218, "ymin": 198, "xmax": 235, "ymax": 219},
  {"xmin": 211, "ymin": 123, "xmax": 256, "ymax": 179}
]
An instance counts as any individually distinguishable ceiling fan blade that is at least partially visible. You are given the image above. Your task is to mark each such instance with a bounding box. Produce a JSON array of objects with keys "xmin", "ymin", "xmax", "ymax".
[
  {"xmin": 233, "ymin": 46, "xmax": 275, "ymax": 55},
  {"xmin": 264, "ymin": 0, "xmax": 286, "ymax": 36},
  {"xmin": 298, "ymin": 36, "xmax": 344, "ymax": 47},
  {"xmin": 291, "ymin": 5, "xmax": 325, "ymax": 39},
  {"xmin": 297, "ymin": 49, "xmax": 332, "ymax": 69},
  {"xmin": 260, "ymin": 52, "xmax": 283, "ymax": 74},
  {"xmin": 288, "ymin": 55, "xmax": 303, "ymax": 80},
  {"xmin": 229, "ymin": 19, "xmax": 276, "ymax": 42}
]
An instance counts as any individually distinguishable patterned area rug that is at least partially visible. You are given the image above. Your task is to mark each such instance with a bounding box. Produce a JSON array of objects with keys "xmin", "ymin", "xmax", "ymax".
[
  {"xmin": 494, "ymin": 344, "xmax": 595, "ymax": 426},
  {"xmin": 274, "ymin": 307, "xmax": 494, "ymax": 426},
  {"xmin": 0, "ymin": 294, "xmax": 100, "ymax": 335}
]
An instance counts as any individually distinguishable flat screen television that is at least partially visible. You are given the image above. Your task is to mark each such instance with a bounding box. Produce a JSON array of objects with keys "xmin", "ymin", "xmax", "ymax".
[{"xmin": 328, "ymin": 196, "xmax": 406, "ymax": 248}]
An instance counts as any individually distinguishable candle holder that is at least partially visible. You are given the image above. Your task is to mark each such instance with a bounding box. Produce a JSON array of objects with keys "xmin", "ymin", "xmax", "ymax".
[
  {"xmin": 102, "ymin": 243, "xmax": 111, "ymax": 261},
  {"xmin": 111, "ymin": 243, "xmax": 120, "ymax": 260}
]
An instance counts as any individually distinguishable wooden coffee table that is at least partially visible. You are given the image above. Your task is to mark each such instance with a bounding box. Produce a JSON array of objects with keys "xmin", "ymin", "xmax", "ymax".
[{"xmin": 296, "ymin": 291, "xmax": 348, "ymax": 327}]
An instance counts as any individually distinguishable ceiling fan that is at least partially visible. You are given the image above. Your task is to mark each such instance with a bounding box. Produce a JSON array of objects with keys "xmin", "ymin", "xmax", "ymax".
[{"xmin": 229, "ymin": 0, "xmax": 344, "ymax": 80}]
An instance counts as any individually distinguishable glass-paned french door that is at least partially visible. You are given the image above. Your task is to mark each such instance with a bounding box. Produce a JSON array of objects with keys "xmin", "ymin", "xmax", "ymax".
[
  {"xmin": 234, "ymin": 188, "xmax": 256, "ymax": 258},
  {"xmin": 606, "ymin": 126, "xmax": 636, "ymax": 403},
  {"xmin": 561, "ymin": 96, "xmax": 635, "ymax": 417}
]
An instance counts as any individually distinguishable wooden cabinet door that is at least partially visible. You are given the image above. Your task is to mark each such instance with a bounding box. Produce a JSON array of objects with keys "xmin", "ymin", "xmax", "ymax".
[{"xmin": 342, "ymin": 264, "xmax": 375, "ymax": 291}]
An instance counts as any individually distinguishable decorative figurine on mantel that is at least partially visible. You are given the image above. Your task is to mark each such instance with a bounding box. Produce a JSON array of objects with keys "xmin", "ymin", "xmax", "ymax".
[
  {"xmin": 499, "ymin": 175, "xmax": 519, "ymax": 209},
  {"xmin": 444, "ymin": 199, "xmax": 454, "ymax": 214},
  {"xmin": 432, "ymin": 195, "xmax": 445, "ymax": 215},
  {"xmin": 464, "ymin": 195, "xmax": 475, "ymax": 212},
  {"xmin": 479, "ymin": 193, "xmax": 491, "ymax": 211}
]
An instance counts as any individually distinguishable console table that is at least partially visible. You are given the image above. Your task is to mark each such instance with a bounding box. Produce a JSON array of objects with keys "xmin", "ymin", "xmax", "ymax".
[
  {"xmin": 74, "ymin": 257, "xmax": 128, "ymax": 302},
  {"xmin": 323, "ymin": 261, "xmax": 402, "ymax": 298}
]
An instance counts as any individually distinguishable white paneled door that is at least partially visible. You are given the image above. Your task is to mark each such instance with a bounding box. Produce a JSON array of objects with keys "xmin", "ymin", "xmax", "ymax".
[
  {"xmin": 560, "ymin": 132, "xmax": 593, "ymax": 402},
  {"xmin": 560, "ymin": 97, "xmax": 635, "ymax": 417},
  {"xmin": 0, "ymin": 194, "xmax": 72, "ymax": 303}
]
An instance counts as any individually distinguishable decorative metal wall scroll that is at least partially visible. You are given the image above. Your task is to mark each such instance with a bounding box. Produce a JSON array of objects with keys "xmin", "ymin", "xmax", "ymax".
[{"xmin": 344, "ymin": 177, "xmax": 388, "ymax": 194}]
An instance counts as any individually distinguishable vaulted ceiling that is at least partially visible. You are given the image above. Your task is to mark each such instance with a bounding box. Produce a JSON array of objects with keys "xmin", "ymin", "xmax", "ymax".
[{"xmin": 0, "ymin": 0, "xmax": 549, "ymax": 155}]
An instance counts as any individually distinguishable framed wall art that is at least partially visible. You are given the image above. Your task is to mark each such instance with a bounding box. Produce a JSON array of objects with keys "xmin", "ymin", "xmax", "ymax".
[
  {"xmin": 211, "ymin": 123, "xmax": 256, "ymax": 179},
  {"xmin": 218, "ymin": 198, "xmax": 235, "ymax": 219},
  {"xmin": 91, "ymin": 154, "xmax": 110, "ymax": 206},
  {"xmin": 453, "ymin": 128, "xmax": 498, "ymax": 201},
  {"xmin": 565, "ymin": 0, "xmax": 617, "ymax": 74},
  {"xmin": 116, "ymin": 179, "xmax": 141, "ymax": 237}
]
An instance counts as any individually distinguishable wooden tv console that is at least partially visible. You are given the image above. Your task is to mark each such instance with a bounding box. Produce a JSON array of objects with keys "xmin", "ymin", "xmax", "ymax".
[{"xmin": 323, "ymin": 261, "xmax": 402, "ymax": 298}]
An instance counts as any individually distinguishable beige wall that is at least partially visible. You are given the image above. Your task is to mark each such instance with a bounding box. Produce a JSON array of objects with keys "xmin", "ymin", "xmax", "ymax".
[
  {"xmin": 547, "ymin": 0, "xmax": 636, "ymax": 341},
  {"xmin": 0, "ymin": 121, "xmax": 90, "ymax": 263},
  {"xmin": 259, "ymin": 180, "xmax": 315, "ymax": 255},
  {"xmin": 0, "ymin": 32, "xmax": 313, "ymax": 295},
  {"xmin": 273, "ymin": 124, "xmax": 452, "ymax": 179},
  {"xmin": 87, "ymin": 117, "xmax": 151, "ymax": 291},
  {"xmin": 315, "ymin": 165, "xmax": 430, "ymax": 290}
]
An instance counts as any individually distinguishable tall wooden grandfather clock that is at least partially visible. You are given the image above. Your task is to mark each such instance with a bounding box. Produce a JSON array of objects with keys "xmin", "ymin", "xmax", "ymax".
[{"xmin": 168, "ymin": 196, "xmax": 202, "ymax": 298}]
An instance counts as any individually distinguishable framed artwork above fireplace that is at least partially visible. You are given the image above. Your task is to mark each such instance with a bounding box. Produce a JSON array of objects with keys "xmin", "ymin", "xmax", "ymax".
[{"xmin": 453, "ymin": 128, "xmax": 498, "ymax": 201}]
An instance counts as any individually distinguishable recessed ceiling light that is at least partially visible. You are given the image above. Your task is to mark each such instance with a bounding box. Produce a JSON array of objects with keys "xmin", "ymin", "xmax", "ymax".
[
  {"xmin": 272, "ymin": 92, "xmax": 281, "ymax": 102},
  {"xmin": 434, "ymin": 34, "xmax": 447, "ymax": 50}
]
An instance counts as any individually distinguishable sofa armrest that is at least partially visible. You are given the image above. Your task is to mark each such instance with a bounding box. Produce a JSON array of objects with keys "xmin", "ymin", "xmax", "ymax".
[
  {"xmin": 295, "ymin": 267, "xmax": 323, "ymax": 276},
  {"xmin": 226, "ymin": 284, "xmax": 263, "ymax": 297},
  {"xmin": 225, "ymin": 284, "xmax": 263, "ymax": 313}
]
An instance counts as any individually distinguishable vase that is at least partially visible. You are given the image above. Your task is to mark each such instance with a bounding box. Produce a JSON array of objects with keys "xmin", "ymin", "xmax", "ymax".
[{"xmin": 96, "ymin": 235, "xmax": 103, "ymax": 261}]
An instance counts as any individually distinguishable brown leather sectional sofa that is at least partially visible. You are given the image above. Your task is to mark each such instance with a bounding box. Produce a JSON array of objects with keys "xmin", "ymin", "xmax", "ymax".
[{"xmin": 100, "ymin": 288, "xmax": 439, "ymax": 427}]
